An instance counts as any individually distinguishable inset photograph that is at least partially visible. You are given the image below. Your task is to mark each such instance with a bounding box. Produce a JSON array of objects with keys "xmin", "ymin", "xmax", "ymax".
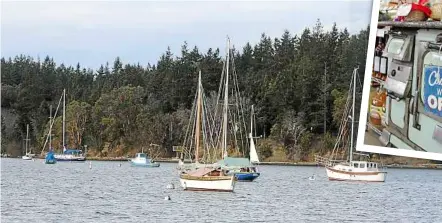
[{"xmin": 360, "ymin": 0, "xmax": 442, "ymax": 160}]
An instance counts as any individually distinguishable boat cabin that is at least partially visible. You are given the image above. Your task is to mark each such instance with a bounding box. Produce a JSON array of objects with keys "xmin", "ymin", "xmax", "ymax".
[
  {"xmin": 239, "ymin": 166, "xmax": 258, "ymax": 173},
  {"xmin": 63, "ymin": 149, "xmax": 83, "ymax": 155},
  {"xmin": 350, "ymin": 161, "xmax": 380, "ymax": 170},
  {"xmin": 187, "ymin": 167, "xmax": 226, "ymax": 177},
  {"xmin": 135, "ymin": 153, "xmax": 149, "ymax": 159}
]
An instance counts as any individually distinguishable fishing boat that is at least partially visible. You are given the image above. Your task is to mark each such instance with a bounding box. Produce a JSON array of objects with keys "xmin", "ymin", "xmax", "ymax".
[
  {"xmin": 179, "ymin": 70, "xmax": 235, "ymax": 192},
  {"xmin": 316, "ymin": 67, "xmax": 387, "ymax": 182},
  {"xmin": 22, "ymin": 124, "xmax": 34, "ymax": 160},
  {"xmin": 53, "ymin": 89, "xmax": 86, "ymax": 162},
  {"xmin": 130, "ymin": 152, "xmax": 160, "ymax": 167}
]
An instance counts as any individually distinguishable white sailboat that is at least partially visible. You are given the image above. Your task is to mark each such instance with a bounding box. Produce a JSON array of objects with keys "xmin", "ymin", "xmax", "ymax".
[
  {"xmin": 22, "ymin": 124, "xmax": 34, "ymax": 160},
  {"xmin": 318, "ymin": 67, "xmax": 387, "ymax": 182},
  {"xmin": 179, "ymin": 71, "xmax": 235, "ymax": 192},
  {"xmin": 54, "ymin": 89, "xmax": 86, "ymax": 162},
  {"xmin": 249, "ymin": 105, "xmax": 260, "ymax": 164}
]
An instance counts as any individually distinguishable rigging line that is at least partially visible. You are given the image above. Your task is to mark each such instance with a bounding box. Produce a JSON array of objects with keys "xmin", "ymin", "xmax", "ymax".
[
  {"xmin": 231, "ymin": 106, "xmax": 240, "ymax": 156},
  {"xmin": 41, "ymin": 92, "xmax": 63, "ymax": 155},
  {"xmin": 334, "ymin": 93, "xmax": 352, "ymax": 161},
  {"xmin": 330, "ymin": 93, "xmax": 349, "ymax": 158},
  {"xmin": 330, "ymin": 73, "xmax": 354, "ymax": 161},
  {"xmin": 201, "ymin": 95, "xmax": 209, "ymax": 163},
  {"xmin": 232, "ymin": 73, "xmax": 247, "ymax": 153},
  {"xmin": 203, "ymin": 92, "xmax": 217, "ymax": 151},
  {"xmin": 214, "ymin": 58, "xmax": 226, "ymax": 123},
  {"xmin": 182, "ymin": 87, "xmax": 198, "ymax": 160},
  {"xmin": 188, "ymin": 99, "xmax": 197, "ymax": 162},
  {"xmin": 231, "ymin": 54, "xmax": 248, "ymax": 153},
  {"xmin": 202, "ymin": 93, "xmax": 217, "ymax": 162}
]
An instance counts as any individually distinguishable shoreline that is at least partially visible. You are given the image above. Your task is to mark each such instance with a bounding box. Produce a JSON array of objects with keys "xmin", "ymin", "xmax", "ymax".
[{"xmin": 4, "ymin": 157, "xmax": 441, "ymax": 169}]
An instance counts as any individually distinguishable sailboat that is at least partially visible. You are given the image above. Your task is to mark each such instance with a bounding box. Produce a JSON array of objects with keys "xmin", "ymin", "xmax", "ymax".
[
  {"xmin": 22, "ymin": 124, "xmax": 34, "ymax": 160},
  {"xmin": 249, "ymin": 105, "xmax": 260, "ymax": 165},
  {"xmin": 179, "ymin": 71, "xmax": 236, "ymax": 192},
  {"xmin": 218, "ymin": 105, "xmax": 261, "ymax": 181},
  {"xmin": 318, "ymin": 67, "xmax": 387, "ymax": 182},
  {"xmin": 54, "ymin": 89, "xmax": 86, "ymax": 162},
  {"xmin": 212, "ymin": 37, "xmax": 260, "ymax": 182},
  {"xmin": 45, "ymin": 105, "xmax": 57, "ymax": 164}
]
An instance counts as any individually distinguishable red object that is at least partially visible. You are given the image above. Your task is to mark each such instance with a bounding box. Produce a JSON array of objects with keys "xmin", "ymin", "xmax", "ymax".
[{"xmin": 411, "ymin": 2, "xmax": 432, "ymax": 17}]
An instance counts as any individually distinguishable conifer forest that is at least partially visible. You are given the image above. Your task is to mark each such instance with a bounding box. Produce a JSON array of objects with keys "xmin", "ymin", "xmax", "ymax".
[{"xmin": 1, "ymin": 21, "xmax": 370, "ymax": 161}]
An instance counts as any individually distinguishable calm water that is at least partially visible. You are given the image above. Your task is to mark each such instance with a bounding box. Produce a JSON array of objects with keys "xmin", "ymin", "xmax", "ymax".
[{"xmin": 1, "ymin": 158, "xmax": 441, "ymax": 223}]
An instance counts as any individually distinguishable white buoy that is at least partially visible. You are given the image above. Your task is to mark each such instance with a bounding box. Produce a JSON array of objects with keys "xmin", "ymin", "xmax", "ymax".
[
  {"xmin": 89, "ymin": 161, "xmax": 92, "ymax": 169},
  {"xmin": 166, "ymin": 183, "xmax": 175, "ymax": 189},
  {"xmin": 309, "ymin": 174, "xmax": 315, "ymax": 181},
  {"xmin": 164, "ymin": 195, "xmax": 171, "ymax": 200},
  {"xmin": 119, "ymin": 163, "xmax": 122, "ymax": 167}
]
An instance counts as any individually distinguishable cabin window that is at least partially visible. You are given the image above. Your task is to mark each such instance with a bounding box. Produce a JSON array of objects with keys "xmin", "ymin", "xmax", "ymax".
[
  {"xmin": 353, "ymin": 163, "xmax": 359, "ymax": 168},
  {"xmin": 374, "ymin": 164, "xmax": 377, "ymax": 168},
  {"xmin": 420, "ymin": 51, "xmax": 442, "ymax": 119},
  {"xmin": 387, "ymin": 38, "xmax": 405, "ymax": 55},
  {"xmin": 139, "ymin": 154, "xmax": 146, "ymax": 158},
  {"xmin": 360, "ymin": 163, "xmax": 365, "ymax": 168}
]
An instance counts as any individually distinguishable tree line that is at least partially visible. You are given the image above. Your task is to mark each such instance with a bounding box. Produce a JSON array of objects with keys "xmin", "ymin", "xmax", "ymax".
[{"xmin": 1, "ymin": 20, "xmax": 369, "ymax": 161}]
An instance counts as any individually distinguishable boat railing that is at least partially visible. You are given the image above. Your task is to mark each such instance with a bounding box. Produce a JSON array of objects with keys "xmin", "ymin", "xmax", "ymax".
[
  {"xmin": 314, "ymin": 155, "xmax": 332, "ymax": 167},
  {"xmin": 314, "ymin": 155, "xmax": 347, "ymax": 167}
]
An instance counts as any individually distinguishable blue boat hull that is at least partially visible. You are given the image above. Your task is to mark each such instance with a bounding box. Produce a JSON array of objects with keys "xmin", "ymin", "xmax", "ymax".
[
  {"xmin": 45, "ymin": 159, "xmax": 57, "ymax": 164},
  {"xmin": 234, "ymin": 172, "xmax": 260, "ymax": 181}
]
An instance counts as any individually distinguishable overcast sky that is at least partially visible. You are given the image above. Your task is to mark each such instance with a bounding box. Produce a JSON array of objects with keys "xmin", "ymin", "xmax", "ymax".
[{"xmin": 1, "ymin": 0, "xmax": 373, "ymax": 70}]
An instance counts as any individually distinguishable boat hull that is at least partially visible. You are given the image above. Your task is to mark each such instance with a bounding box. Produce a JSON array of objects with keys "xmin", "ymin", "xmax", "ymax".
[
  {"xmin": 54, "ymin": 154, "xmax": 85, "ymax": 162},
  {"xmin": 56, "ymin": 158, "xmax": 86, "ymax": 162},
  {"xmin": 233, "ymin": 172, "xmax": 260, "ymax": 182},
  {"xmin": 131, "ymin": 162, "xmax": 160, "ymax": 167},
  {"xmin": 22, "ymin": 156, "xmax": 32, "ymax": 160},
  {"xmin": 45, "ymin": 160, "xmax": 57, "ymax": 164},
  {"xmin": 179, "ymin": 175, "xmax": 235, "ymax": 192},
  {"xmin": 325, "ymin": 166, "xmax": 387, "ymax": 182}
]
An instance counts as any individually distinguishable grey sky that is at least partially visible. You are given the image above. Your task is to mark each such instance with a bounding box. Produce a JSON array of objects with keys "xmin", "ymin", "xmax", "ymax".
[{"xmin": 1, "ymin": 0, "xmax": 373, "ymax": 70}]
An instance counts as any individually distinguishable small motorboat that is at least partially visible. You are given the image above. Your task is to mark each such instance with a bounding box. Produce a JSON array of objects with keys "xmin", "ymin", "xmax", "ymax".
[
  {"xmin": 130, "ymin": 153, "xmax": 160, "ymax": 167},
  {"xmin": 22, "ymin": 154, "xmax": 33, "ymax": 160}
]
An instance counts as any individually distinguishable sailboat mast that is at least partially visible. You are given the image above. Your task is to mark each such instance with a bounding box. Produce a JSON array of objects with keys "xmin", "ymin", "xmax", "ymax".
[
  {"xmin": 25, "ymin": 124, "xmax": 29, "ymax": 154},
  {"xmin": 349, "ymin": 67, "xmax": 357, "ymax": 162},
  {"xmin": 250, "ymin": 105, "xmax": 254, "ymax": 137},
  {"xmin": 62, "ymin": 89, "xmax": 66, "ymax": 150},
  {"xmin": 222, "ymin": 36, "xmax": 230, "ymax": 158},
  {"xmin": 195, "ymin": 71, "xmax": 202, "ymax": 163},
  {"xmin": 324, "ymin": 63, "xmax": 327, "ymax": 135},
  {"xmin": 49, "ymin": 105, "xmax": 53, "ymax": 150}
]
